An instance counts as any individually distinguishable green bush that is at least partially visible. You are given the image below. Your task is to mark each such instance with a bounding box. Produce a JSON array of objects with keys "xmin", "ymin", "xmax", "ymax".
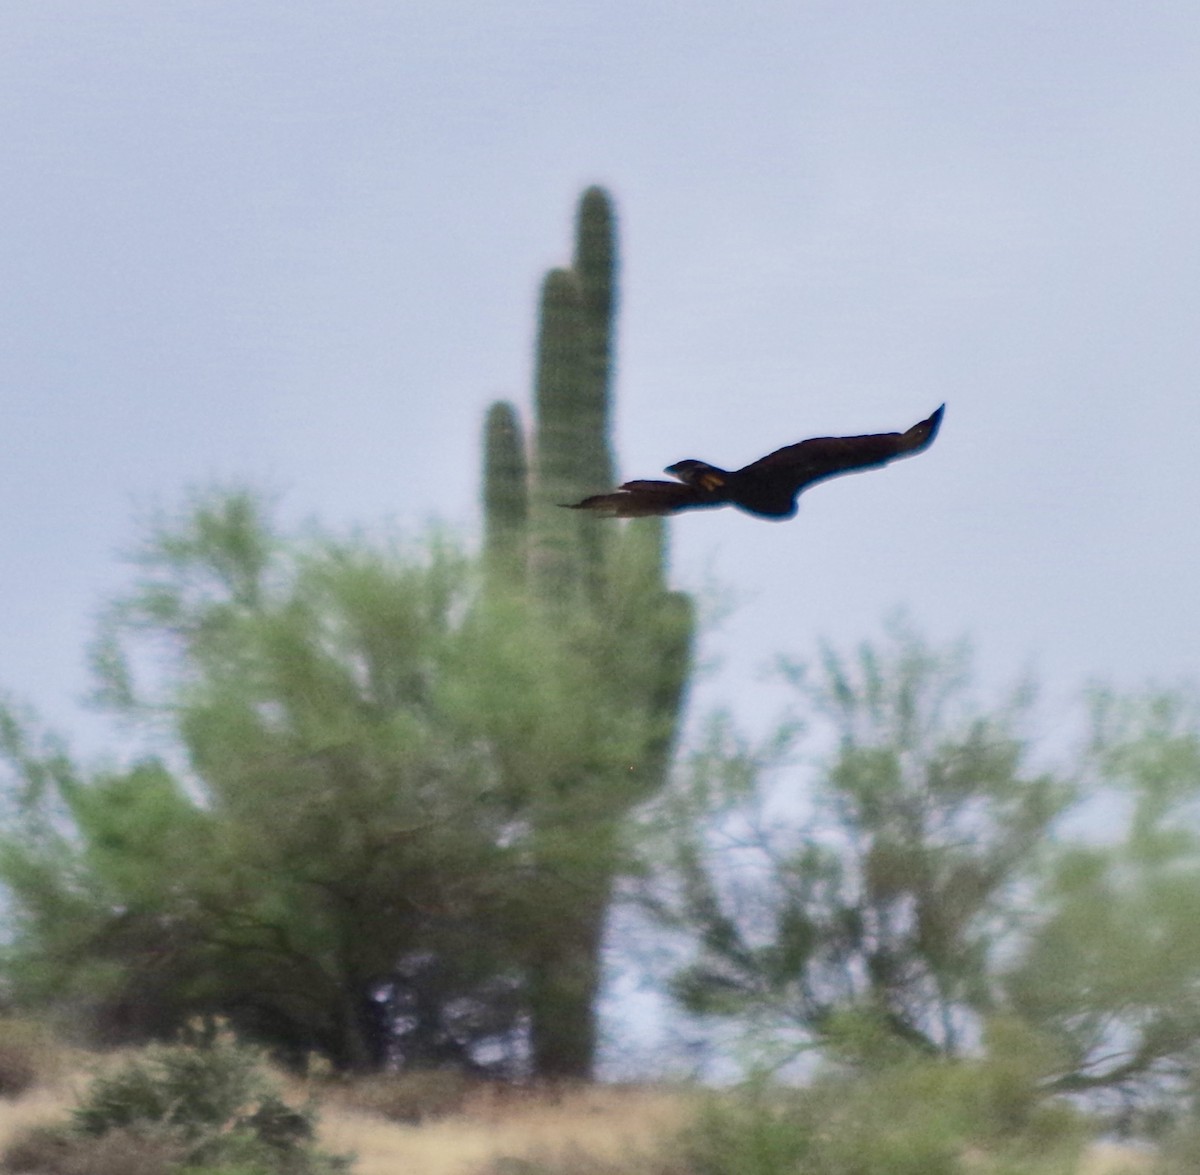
[
  {"xmin": 681, "ymin": 1054, "xmax": 1088, "ymax": 1175},
  {"xmin": 1154, "ymin": 1113, "xmax": 1200, "ymax": 1174},
  {"xmin": 2, "ymin": 1036, "xmax": 350, "ymax": 1175}
]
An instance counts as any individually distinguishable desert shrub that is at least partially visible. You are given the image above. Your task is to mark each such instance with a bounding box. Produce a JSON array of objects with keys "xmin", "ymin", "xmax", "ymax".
[
  {"xmin": 72, "ymin": 1041, "xmax": 256, "ymax": 1137},
  {"xmin": 334, "ymin": 1067, "xmax": 476, "ymax": 1123},
  {"xmin": 680, "ymin": 1055, "xmax": 1088, "ymax": 1175},
  {"xmin": 3, "ymin": 1036, "xmax": 350, "ymax": 1175},
  {"xmin": 0, "ymin": 1016, "xmax": 60, "ymax": 1097},
  {"xmin": 1154, "ymin": 1113, "xmax": 1200, "ymax": 1174}
]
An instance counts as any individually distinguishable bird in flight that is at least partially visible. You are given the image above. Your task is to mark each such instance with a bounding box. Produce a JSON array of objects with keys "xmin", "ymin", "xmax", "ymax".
[{"xmin": 564, "ymin": 405, "xmax": 944, "ymax": 521}]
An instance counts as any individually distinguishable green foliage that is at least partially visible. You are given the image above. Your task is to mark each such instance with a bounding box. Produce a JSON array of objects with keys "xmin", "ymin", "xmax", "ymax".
[
  {"xmin": 659, "ymin": 617, "xmax": 1065, "ymax": 1060},
  {"xmin": 0, "ymin": 721, "xmax": 213, "ymax": 1041},
  {"xmin": 1156, "ymin": 1102, "xmax": 1200, "ymax": 1175},
  {"xmin": 655, "ymin": 617, "xmax": 1200, "ymax": 1123},
  {"xmin": 0, "ymin": 496, "xmax": 532, "ymax": 1070},
  {"xmin": 1005, "ymin": 686, "xmax": 1200, "ymax": 1105},
  {"xmin": 0, "ymin": 187, "xmax": 691, "ymax": 1084},
  {"xmin": 72, "ymin": 1038, "xmax": 265, "ymax": 1140},
  {"xmin": 4, "ymin": 1036, "xmax": 348, "ymax": 1175},
  {"xmin": 0, "ymin": 474, "xmax": 686, "ymax": 1077},
  {"xmin": 71, "ymin": 1037, "xmax": 346, "ymax": 1171},
  {"xmin": 683, "ymin": 1049, "xmax": 1086, "ymax": 1175}
]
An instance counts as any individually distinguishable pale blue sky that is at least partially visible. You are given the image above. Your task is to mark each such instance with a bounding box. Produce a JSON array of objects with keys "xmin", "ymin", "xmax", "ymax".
[{"xmin": 4, "ymin": 0, "xmax": 1200, "ymax": 1074}]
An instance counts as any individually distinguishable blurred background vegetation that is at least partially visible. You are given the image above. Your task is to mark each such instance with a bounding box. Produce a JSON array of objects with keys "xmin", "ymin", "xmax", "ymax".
[{"xmin": 1, "ymin": 189, "xmax": 1198, "ymax": 1174}]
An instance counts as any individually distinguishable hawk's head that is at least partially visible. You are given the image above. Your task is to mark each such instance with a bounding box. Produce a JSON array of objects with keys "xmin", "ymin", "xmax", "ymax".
[{"xmin": 664, "ymin": 459, "xmax": 728, "ymax": 492}]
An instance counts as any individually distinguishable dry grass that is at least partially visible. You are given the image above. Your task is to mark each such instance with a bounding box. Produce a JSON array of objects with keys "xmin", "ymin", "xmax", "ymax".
[
  {"xmin": 0, "ymin": 1084, "xmax": 72, "ymax": 1144},
  {"xmin": 0, "ymin": 1044, "xmax": 159, "ymax": 1160},
  {"xmin": 0, "ymin": 1072, "xmax": 688, "ymax": 1175},
  {"xmin": 318, "ymin": 1083, "xmax": 689, "ymax": 1175},
  {"xmin": 319, "ymin": 1085, "xmax": 1156, "ymax": 1175},
  {"xmin": 0, "ymin": 1063, "xmax": 1159, "ymax": 1175},
  {"xmin": 1077, "ymin": 1141, "xmax": 1156, "ymax": 1175}
]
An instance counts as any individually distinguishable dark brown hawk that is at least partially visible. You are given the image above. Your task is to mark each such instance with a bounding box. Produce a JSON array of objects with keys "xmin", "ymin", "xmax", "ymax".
[{"xmin": 564, "ymin": 405, "xmax": 944, "ymax": 520}]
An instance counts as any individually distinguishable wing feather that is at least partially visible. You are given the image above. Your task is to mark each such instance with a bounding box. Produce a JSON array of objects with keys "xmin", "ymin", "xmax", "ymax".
[
  {"xmin": 563, "ymin": 480, "xmax": 707, "ymax": 517},
  {"xmin": 739, "ymin": 405, "xmax": 943, "ymax": 494}
]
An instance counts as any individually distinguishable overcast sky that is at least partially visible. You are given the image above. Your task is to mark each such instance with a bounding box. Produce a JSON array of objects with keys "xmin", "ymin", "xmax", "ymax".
[{"xmin": 4, "ymin": 1, "xmax": 1200, "ymax": 1066}]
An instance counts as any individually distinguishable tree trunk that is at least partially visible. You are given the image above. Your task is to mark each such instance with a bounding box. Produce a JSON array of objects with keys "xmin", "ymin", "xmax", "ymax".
[{"xmin": 527, "ymin": 884, "xmax": 610, "ymax": 1080}]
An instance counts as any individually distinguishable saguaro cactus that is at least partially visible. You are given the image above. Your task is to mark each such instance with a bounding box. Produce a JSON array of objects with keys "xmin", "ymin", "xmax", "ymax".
[
  {"xmin": 529, "ymin": 266, "xmax": 588, "ymax": 598},
  {"xmin": 572, "ymin": 186, "xmax": 617, "ymax": 498},
  {"xmin": 482, "ymin": 401, "xmax": 527, "ymax": 583},
  {"xmin": 479, "ymin": 187, "xmax": 694, "ymax": 1079}
]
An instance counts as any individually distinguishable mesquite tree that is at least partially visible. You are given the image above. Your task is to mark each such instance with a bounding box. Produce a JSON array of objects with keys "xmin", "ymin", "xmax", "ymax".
[{"xmin": 0, "ymin": 189, "xmax": 693, "ymax": 1082}]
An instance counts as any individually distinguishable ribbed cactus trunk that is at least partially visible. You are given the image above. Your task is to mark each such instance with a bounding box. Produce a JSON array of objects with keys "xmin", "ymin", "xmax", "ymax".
[
  {"xmin": 529, "ymin": 267, "xmax": 588, "ymax": 601},
  {"xmin": 479, "ymin": 187, "xmax": 694, "ymax": 1080},
  {"xmin": 482, "ymin": 401, "xmax": 528, "ymax": 585},
  {"xmin": 571, "ymin": 186, "xmax": 617, "ymax": 587},
  {"xmin": 573, "ymin": 191, "xmax": 617, "ymax": 461},
  {"xmin": 527, "ymin": 868, "xmax": 613, "ymax": 1079}
]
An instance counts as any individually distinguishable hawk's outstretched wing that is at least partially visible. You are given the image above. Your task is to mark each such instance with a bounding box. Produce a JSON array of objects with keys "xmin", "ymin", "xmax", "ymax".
[
  {"xmin": 563, "ymin": 405, "xmax": 944, "ymax": 521},
  {"xmin": 563, "ymin": 479, "xmax": 716, "ymax": 518},
  {"xmin": 740, "ymin": 404, "xmax": 944, "ymax": 495}
]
